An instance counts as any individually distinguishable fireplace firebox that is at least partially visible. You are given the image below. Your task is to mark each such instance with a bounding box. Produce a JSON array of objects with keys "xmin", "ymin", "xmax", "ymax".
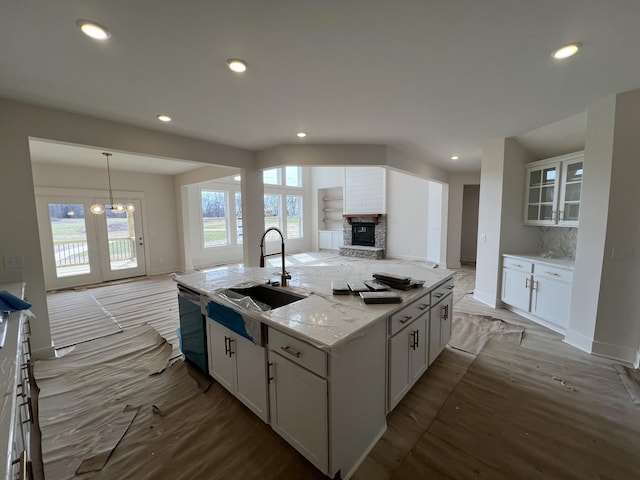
[{"xmin": 352, "ymin": 223, "xmax": 376, "ymax": 247}]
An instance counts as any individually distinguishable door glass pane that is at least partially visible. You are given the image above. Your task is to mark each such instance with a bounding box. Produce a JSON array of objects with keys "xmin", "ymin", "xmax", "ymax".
[
  {"xmin": 528, "ymin": 187, "xmax": 540, "ymax": 203},
  {"xmin": 529, "ymin": 170, "xmax": 541, "ymax": 187},
  {"xmin": 564, "ymin": 203, "xmax": 580, "ymax": 221},
  {"xmin": 49, "ymin": 204, "xmax": 90, "ymax": 278},
  {"xmin": 541, "ymin": 186, "xmax": 555, "ymax": 203},
  {"xmin": 202, "ymin": 190, "xmax": 228, "ymax": 247},
  {"xmin": 540, "ymin": 205, "xmax": 554, "ymax": 221},
  {"xmin": 543, "ymin": 167, "xmax": 557, "ymax": 184},
  {"xmin": 566, "ymin": 162, "xmax": 583, "ymax": 182},
  {"xmin": 235, "ymin": 192, "xmax": 243, "ymax": 245},
  {"xmin": 106, "ymin": 209, "xmax": 138, "ymax": 271},
  {"xmin": 565, "ymin": 183, "xmax": 581, "ymax": 202}
]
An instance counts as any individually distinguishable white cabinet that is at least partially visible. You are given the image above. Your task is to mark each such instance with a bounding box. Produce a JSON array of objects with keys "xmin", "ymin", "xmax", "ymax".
[
  {"xmin": 206, "ymin": 319, "xmax": 269, "ymax": 422},
  {"xmin": 524, "ymin": 151, "xmax": 583, "ymax": 226},
  {"xmin": 429, "ymin": 280, "xmax": 454, "ymax": 365},
  {"xmin": 388, "ymin": 312, "xmax": 428, "ymax": 410},
  {"xmin": 318, "ymin": 230, "xmax": 343, "ymax": 250},
  {"xmin": 501, "ymin": 255, "xmax": 573, "ymax": 333},
  {"xmin": 268, "ymin": 350, "xmax": 328, "ymax": 473}
]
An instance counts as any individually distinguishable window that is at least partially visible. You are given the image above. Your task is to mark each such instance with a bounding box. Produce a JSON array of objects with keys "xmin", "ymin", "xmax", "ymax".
[
  {"xmin": 201, "ymin": 190, "xmax": 228, "ymax": 247},
  {"xmin": 285, "ymin": 166, "xmax": 301, "ymax": 187},
  {"xmin": 286, "ymin": 195, "xmax": 302, "ymax": 239},
  {"xmin": 235, "ymin": 192, "xmax": 243, "ymax": 244},
  {"xmin": 262, "ymin": 167, "xmax": 302, "ymax": 187}
]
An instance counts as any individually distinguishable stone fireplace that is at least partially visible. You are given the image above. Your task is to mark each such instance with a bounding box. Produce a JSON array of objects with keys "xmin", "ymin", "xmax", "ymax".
[{"xmin": 339, "ymin": 214, "xmax": 386, "ymax": 259}]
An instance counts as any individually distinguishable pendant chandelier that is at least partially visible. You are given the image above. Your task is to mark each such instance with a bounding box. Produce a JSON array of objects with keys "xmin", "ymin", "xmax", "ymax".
[{"xmin": 90, "ymin": 152, "xmax": 135, "ymax": 214}]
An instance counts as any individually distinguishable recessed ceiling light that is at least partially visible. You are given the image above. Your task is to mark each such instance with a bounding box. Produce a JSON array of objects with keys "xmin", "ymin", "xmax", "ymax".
[
  {"xmin": 76, "ymin": 19, "xmax": 111, "ymax": 40},
  {"xmin": 451, "ymin": 155, "xmax": 459, "ymax": 160},
  {"xmin": 157, "ymin": 114, "xmax": 172, "ymax": 122},
  {"xmin": 226, "ymin": 59, "xmax": 247, "ymax": 73},
  {"xmin": 296, "ymin": 132, "xmax": 307, "ymax": 138},
  {"xmin": 552, "ymin": 43, "xmax": 581, "ymax": 60}
]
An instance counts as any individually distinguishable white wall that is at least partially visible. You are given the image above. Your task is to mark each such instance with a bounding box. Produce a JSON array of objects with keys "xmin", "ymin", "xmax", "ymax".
[
  {"xmin": 426, "ymin": 182, "xmax": 443, "ymax": 264},
  {"xmin": 475, "ymin": 138, "xmax": 538, "ymax": 307},
  {"xmin": 386, "ymin": 170, "xmax": 429, "ymax": 261},
  {"xmin": 32, "ymin": 163, "xmax": 180, "ymax": 276},
  {"xmin": 345, "ymin": 167, "xmax": 386, "ymax": 214},
  {"xmin": 566, "ymin": 90, "xmax": 640, "ymax": 365}
]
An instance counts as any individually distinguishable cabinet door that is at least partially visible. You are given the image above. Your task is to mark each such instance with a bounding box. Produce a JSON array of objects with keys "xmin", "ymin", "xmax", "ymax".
[
  {"xmin": 235, "ymin": 334, "xmax": 269, "ymax": 422},
  {"xmin": 524, "ymin": 163, "xmax": 560, "ymax": 225},
  {"xmin": 428, "ymin": 308, "xmax": 441, "ymax": 365},
  {"xmin": 409, "ymin": 316, "xmax": 428, "ymax": 383},
  {"xmin": 439, "ymin": 294, "xmax": 453, "ymax": 348},
  {"xmin": 268, "ymin": 351, "xmax": 328, "ymax": 473},
  {"xmin": 207, "ymin": 320, "xmax": 235, "ymax": 392},
  {"xmin": 558, "ymin": 157, "xmax": 583, "ymax": 226},
  {"xmin": 388, "ymin": 327, "xmax": 411, "ymax": 410},
  {"xmin": 330, "ymin": 231, "xmax": 343, "ymax": 250},
  {"xmin": 501, "ymin": 268, "xmax": 532, "ymax": 312},
  {"xmin": 318, "ymin": 231, "xmax": 331, "ymax": 249},
  {"xmin": 531, "ymin": 276, "xmax": 572, "ymax": 331}
]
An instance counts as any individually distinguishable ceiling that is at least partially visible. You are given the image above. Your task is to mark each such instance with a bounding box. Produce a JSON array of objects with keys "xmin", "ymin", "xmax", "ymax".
[{"xmin": 4, "ymin": 1, "xmax": 640, "ymax": 174}]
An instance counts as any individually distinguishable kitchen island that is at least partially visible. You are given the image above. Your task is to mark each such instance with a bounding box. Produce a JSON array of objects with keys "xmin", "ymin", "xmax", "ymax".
[{"xmin": 175, "ymin": 262, "xmax": 454, "ymax": 480}]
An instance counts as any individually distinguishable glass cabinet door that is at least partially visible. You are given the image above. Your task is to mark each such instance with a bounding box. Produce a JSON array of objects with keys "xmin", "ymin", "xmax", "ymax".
[
  {"xmin": 525, "ymin": 163, "xmax": 560, "ymax": 224},
  {"xmin": 559, "ymin": 159, "xmax": 583, "ymax": 225}
]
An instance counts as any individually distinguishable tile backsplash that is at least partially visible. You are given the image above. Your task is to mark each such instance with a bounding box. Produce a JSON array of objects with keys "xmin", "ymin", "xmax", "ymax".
[{"xmin": 539, "ymin": 227, "xmax": 577, "ymax": 259}]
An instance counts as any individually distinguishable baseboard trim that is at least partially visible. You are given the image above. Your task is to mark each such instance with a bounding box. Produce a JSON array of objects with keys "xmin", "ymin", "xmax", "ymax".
[
  {"xmin": 473, "ymin": 290, "xmax": 497, "ymax": 308},
  {"xmin": 635, "ymin": 349, "xmax": 640, "ymax": 369},
  {"xmin": 591, "ymin": 340, "xmax": 639, "ymax": 365},
  {"xmin": 563, "ymin": 329, "xmax": 593, "ymax": 354}
]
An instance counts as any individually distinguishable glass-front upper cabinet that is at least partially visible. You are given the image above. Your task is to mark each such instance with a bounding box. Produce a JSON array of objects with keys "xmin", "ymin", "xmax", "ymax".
[{"xmin": 524, "ymin": 151, "xmax": 584, "ymax": 226}]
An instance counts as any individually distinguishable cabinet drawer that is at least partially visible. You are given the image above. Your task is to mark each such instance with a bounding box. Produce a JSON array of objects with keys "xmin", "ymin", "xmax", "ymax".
[
  {"xmin": 503, "ymin": 257, "xmax": 534, "ymax": 273},
  {"xmin": 389, "ymin": 292, "xmax": 431, "ymax": 335},
  {"xmin": 268, "ymin": 328, "xmax": 327, "ymax": 377},
  {"xmin": 534, "ymin": 264, "xmax": 573, "ymax": 283},
  {"xmin": 431, "ymin": 278, "xmax": 455, "ymax": 303}
]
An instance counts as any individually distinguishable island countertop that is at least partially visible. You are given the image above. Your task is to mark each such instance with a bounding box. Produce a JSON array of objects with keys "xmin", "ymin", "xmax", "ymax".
[{"xmin": 174, "ymin": 263, "xmax": 454, "ymax": 350}]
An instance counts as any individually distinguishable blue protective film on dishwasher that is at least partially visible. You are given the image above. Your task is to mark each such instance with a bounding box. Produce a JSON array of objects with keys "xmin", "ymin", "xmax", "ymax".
[
  {"xmin": 0, "ymin": 291, "xmax": 32, "ymax": 312},
  {"xmin": 206, "ymin": 300, "xmax": 254, "ymax": 342}
]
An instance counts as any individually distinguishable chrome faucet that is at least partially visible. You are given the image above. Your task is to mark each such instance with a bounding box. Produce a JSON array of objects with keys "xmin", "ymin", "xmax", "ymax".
[{"xmin": 259, "ymin": 227, "xmax": 291, "ymax": 286}]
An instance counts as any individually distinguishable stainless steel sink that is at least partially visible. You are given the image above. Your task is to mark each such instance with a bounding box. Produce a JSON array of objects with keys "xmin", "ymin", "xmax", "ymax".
[{"xmin": 227, "ymin": 284, "xmax": 306, "ymax": 310}]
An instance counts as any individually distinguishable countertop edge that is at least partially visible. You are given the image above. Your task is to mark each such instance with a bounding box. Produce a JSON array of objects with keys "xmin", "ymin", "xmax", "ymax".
[{"xmin": 503, "ymin": 253, "xmax": 575, "ymax": 270}]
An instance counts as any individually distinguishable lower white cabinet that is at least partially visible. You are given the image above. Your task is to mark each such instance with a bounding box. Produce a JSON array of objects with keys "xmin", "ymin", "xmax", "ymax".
[
  {"xmin": 318, "ymin": 230, "xmax": 343, "ymax": 250},
  {"xmin": 268, "ymin": 350, "xmax": 328, "ymax": 473},
  {"xmin": 206, "ymin": 319, "xmax": 269, "ymax": 422},
  {"xmin": 501, "ymin": 255, "xmax": 573, "ymax": 333},
  {"xmin": 388, "ymin": 313, "xmax": 428, "ymax": 410},
  {"xmin": 429, "ymin": 292, "xmax": 453, "ymax": 365}
]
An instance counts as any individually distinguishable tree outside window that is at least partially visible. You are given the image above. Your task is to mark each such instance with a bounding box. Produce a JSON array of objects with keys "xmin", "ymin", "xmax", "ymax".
[{"xmin": 286, "ymin": 195, "xmax": 302, "ymax": 238}]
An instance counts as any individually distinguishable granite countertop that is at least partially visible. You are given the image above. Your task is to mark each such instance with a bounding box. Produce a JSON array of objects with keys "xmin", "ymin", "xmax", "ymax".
[
  {"xmin": 175, "ymin": 263, "xmax": 453, "ymax": 351},
  {"xmin": 503, "ymin": 253, "xmax": 575, "ymax": 270}
]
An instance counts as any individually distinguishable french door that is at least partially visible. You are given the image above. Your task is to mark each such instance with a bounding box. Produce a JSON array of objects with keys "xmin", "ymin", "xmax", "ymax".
[{"xmin": 36, "ymin": 194, "xmax": 146, "ymax": 290}]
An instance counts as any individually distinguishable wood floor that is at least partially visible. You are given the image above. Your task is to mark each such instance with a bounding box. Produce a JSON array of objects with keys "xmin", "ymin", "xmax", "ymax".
[{"xmin": 42, "ymin": 253, "xmax": 640, "ymax": 479}]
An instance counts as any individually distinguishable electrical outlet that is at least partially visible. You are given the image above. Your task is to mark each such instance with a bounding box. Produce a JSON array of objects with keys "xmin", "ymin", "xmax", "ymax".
[
  {"xmin": 4, "ymin": 255, "xmax": 23, "ymax": 269},
  {"xmin": 479, "ymin": 233, "xmax": 487, "ymax": 242}
]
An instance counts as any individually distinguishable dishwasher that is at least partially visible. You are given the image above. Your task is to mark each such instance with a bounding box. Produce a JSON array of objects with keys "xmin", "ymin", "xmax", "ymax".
[{"xmin": 177, "ymin": 285, "xmax": 208, "ymax": 374}]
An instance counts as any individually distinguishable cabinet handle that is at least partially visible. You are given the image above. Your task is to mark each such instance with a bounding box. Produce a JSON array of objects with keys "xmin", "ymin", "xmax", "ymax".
[
  {"xmin": 443, "ymin": 305, "xmax": 449, "ymax": 321},
  {"xmin": 545, "ymin": 271, "xmax": 560, "ymax": 276},
  {"xmin": 525, "ymin": 277, "xmax": 530, "ymax": 289},
  {"xmin": 434, "ymin": 292, "xmax": 444, "ymax": 299},
  {"xmin": 280, "ymin": 345, "xmax": 302, "ymax": 358},
  {"xmin": 224, "ymin": 336, "xmax": 230, "ymax": 356},
  {"xmin": 400, "ymin": 315, "xmax": 413, "ymax": 324},
  {"xmin": 267, "ymin": 362, "xmax": 274, "ymax": 384},
  {"xmin": 228, "ymin": 338, "xmax": 235, "ymax": 357},
  {"xmin": 514, "ymin": 263, "xmax": 522, "ymax": 268},
  {"xmin": 445, "ymin": 285, "xmax": 454, "ymax": 290},
  {"xmin": 417, "ymin": 303, "xmax": 430, "ymax": 311},
  {"xmin": 415, "ymin": 329, "xmax": 419, "ymax": 348},
  {"xmin": 410, "ymin": 331, "xmax": 418, "ymax": 350}
]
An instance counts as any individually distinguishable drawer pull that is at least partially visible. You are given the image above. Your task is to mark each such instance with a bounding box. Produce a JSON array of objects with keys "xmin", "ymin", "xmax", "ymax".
[
  {"xmin": 445, "ymin": 285, "xmax": 454, "ymax": 290},
  {"xmin": 400, "ymin": 315, "xmax": 413, "ymax": 324},
  {"xmin": 434, "ymin": 293, "xmax": 444, "ymax": 299},
  {"xmin": 280, "ymin": 345, "xmax": 302, "ymax": 358},
  {"xmin": 514, "ymin": 263, "xmax": 522, "ymax": 268},
  {"xmin": 417, "ymin": 303, "xmax": 430, "ymax": 310},
  {"xmin": 545, "ymin": 271, "xmax": 560, "ymax": 276}
]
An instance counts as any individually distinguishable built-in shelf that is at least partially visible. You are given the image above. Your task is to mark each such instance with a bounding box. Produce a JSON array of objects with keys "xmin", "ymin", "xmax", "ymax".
[{"xmin": 318, "ymin": 187, "xmax": 344, "ymax": 231}]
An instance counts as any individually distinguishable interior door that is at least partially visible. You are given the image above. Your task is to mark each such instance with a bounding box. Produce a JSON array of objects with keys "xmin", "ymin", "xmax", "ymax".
[{"xmin": 36, "ymin": 195, "xmax": 146, "ymax": 290}]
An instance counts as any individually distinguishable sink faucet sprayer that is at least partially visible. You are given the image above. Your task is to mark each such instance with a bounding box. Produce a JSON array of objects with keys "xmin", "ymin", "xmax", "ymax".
[{"xmin": 259, "ymin": 227, "xmax": 291, "ymax": 287}]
